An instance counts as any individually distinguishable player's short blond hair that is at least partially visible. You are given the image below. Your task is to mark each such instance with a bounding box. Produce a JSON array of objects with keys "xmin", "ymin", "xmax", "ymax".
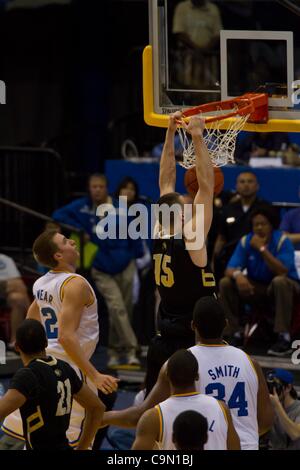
[{"xmin": 33, "ymin": 230, "xmax": 59, "ymax": 269}]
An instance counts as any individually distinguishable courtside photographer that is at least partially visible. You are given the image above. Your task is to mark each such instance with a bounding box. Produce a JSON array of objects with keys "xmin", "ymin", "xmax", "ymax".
[{"xmin": 267, "ymin": 369, "xmax": 300, "ymax": 450}]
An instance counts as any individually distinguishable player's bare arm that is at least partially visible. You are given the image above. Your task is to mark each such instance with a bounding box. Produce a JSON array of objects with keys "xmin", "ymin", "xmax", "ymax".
[
  {"xmin": 26, "ymin": 299, "xmax": 42, "ymax": 321},
  {"xmin": 252, "ymin": 358, "xmax": 274, "ymax": 435},
  {"xmin": 131, "ymin": 408, "xmax": 160, "ymax": 450},
  {"xmin": 183, "ymin": 116, "xmax": 214, "ymax": 266},
  {"xmin": 159, "ymin": 112, "xmax": 182, "ymax": 197},
  {"xmin": 74, "ymin": 383, "xmax": 106, "ymax": 450},
  {"xmin": 58, "ymin": 277, "xmax": 119, "ymax": 395},
  {"xmin": 103, "ymin": 362, "xmax": 170, "ymax": 428},
  {"xmin": 0, "ymin": 389, "xmax": 26, "ymax": 423},
  {"xmin": 219, "ymin": 401, "xmax": 241, "ymax": 450}
]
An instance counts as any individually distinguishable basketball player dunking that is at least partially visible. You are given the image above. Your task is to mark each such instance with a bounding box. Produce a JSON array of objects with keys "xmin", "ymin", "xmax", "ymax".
[
  {"xmin": 2, "ymin": 231, "xmax": 118, "ymax": 447},
  {"xmin": 146, "ymin": 112, "xmax": 216, "ymax": 394}
]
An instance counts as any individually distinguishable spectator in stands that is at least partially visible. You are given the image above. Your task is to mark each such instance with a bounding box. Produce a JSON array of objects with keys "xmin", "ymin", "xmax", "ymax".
[
  {"xmin": 115, "ymin": 177, "xmax": 140, "ymax": 206},
  {"xmin": 268, "ymin": 369, "xmax": 300, "ymax": 450},
  {"xmin": 280, "ymin": 207, "xmax": 300, "ymax": 279},
  {"xmin": 234, "ymin": 132, "xmax": 290, "ymax": 164},
  {"xmin": 219, "ymin": 205, "xmax": 300, "ymax": 356},
  {"xmin": 115, "ymin": 178, "xmax": 155, "ymax": 352},
  {"xmin": 172, "ymin": 0, "xmax": 222, "ymax": 88},
  {"xmin": 53, "ymin": 174, "xmax": 143, "ymax": 368},
  {"xmin": 0, "ymin": 254, "xmax": 30, "ymax": 350},
  {"xmin": 280, "ymin": 207, "xmax": 300, "ymax": 251},
  {"xmin": 212, "ymin": 171, "xmax": 268, "ymax": 281},
  {"xmin": 53, "ymin": 173, "xmax": 112, "ymax": 235}
]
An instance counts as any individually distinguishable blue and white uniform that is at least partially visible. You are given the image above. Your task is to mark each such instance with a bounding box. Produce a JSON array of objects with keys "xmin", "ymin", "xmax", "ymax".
[
  {"xmin": 156, "ymin": 392, "xmax": 228, "ymax": 450},
  {"xmin": 189, "ymin": 343, "xmax": 258, "ymax": 450}
]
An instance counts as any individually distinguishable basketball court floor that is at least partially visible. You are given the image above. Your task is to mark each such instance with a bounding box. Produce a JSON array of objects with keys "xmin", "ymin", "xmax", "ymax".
[{"xmin": 1, "ymin": 341, "xmax": 300, "ymax": 450}]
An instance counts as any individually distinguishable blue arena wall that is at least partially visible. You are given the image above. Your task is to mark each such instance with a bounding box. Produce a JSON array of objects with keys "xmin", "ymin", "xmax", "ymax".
[{"xmin": 105, "ymin": 160, "xmax": 300, "ymax": 204}]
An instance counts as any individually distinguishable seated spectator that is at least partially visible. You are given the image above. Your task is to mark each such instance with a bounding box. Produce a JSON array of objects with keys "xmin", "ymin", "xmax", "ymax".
[
  {"xmin": 0, "ymin": 254, "xmax": 30, "ymax": 349},
  {"xmin": 115, "ymin": 177, "xmax": 142, "ymax": 206},
  {"xmin": 219, "ymin": 205, "xmax": 300, "ymax": 356},
  {"xmin": 53, "ymin": 173, "xmax": 143, "ymax": 368},
  {"xmin": 268, "ymin": 369, "xmax": 300, "ymax": 450},
  {"xmin": 53, "ymin": 173, "xmax": 112, "ymax": 233},
  {"xmin": 213, "ymin": 171, "xmax": 268, "ymax": 281},
  {"xmin": 280, "ymin": 207, "xmax": 300, "ymax": 280},
  {"xmin": 115, "ymin": 177, "xmax": 155, "ymax": 347},
  {"xmin": 234, "ymin": 132, "xmax": 290, "ymax": 164},
  {"xmin": 280, "ymin": 207, "xmax": 300, "ymax": 250}
]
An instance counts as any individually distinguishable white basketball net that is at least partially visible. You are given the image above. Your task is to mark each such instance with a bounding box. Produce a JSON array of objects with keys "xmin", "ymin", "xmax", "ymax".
[{"xmin": 177, "ymin": 111, "xmax": 250, "ymax": 168}]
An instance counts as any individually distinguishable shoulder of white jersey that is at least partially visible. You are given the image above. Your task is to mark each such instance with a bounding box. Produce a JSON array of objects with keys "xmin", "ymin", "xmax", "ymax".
[
  {"xmin": 243, "ymin": 353, "xmax": 259, "ymax": 381},
  {"xmin": 227, "ymin": 346, "xmax": 259, "ymax": 381},
  {"xmin": 216, "ymin": 400, "xmax": 229, "ymax": 426},
  {"xmin": 188, "ymin": 345, "xmax": 197, "ymax": 354},
  {"xmin": 66, "ymin": 273, "xmax": 96, "ymax": 307},
  {"xmin": 155, "ymin": 405, "xmax": 164, "ymax": 443},
  {"xmin": 32, "ymin": 273, "xmax": 48, "ymax": 292},
  {"xmin": 59, "ymin": 274, "xmax": 79, "ymax": 301}
]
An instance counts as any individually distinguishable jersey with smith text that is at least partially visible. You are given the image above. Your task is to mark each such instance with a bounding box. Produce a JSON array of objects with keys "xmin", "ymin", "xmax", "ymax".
[
  {"xmin": 9, "ymin": 356, "xmax": 82, "ymax": 450},
  {"xmin": 153, "ymin": 236, "xmax": 216, "ymax": 338},
  {"xmin": 189, "ymin": 343, "xmax": 259, "ymax": 450}
]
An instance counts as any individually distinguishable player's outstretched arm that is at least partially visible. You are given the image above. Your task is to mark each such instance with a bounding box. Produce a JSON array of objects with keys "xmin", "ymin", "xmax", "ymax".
[
  {"xmin": 74, "ymin": 383, "xmax": 105, "ymax": 450},
  {"xmin": 183, "ymin": 117, "xmax": 214, "ymax": 266},
  {"xmin": 252, "ymin": 358, "xmax": 274, "ymax": 435},
  {"xmin": 159, "ymin": 112, "xmax": 181, "ymax": 197},
  {"xmin": 58, "ymin": 277, "xmax": 119, "ymax": 395},
  {"xmin": 219, "ymin": 401, "xmax": 241, "ymax": 450},
  {"xmin": 131, "ymin": 408, "xmax": 160, "ymax": 450},
  {"xmin": 103, "ymin": 362, "xmax": 171, "ymax": 428}
]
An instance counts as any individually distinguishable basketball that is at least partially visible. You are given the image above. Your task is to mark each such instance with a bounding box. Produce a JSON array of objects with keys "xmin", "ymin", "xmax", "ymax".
[
  {"xmin": 214, "ymin": 167, "xmax": 224, "ymax": 196},
  {"xmin": 184, "ymin": 167, "xmax": 224, "ymax": 196}
]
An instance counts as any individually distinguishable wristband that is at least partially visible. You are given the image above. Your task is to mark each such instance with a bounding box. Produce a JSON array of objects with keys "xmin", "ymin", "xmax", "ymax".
[
  {"xmin": 259, "ymin": 245, "xmax": 266, "ymax": 253},
  {"xmin": 232, "ymin": 270, "xmax": 242, "ymax": 279}
]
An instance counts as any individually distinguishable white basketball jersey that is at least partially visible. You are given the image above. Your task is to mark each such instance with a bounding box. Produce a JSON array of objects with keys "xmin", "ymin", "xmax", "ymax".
[
  {"xmin": 156, "ymin": 393, "xmax": 228, "ymax": 450},
  {"xmin": 33, "ymin": 271, "xmax": 99, "ymax": 362},
  {"xmin": 189, "ymin": 344, "xmax": 258, "ymax": 450}
]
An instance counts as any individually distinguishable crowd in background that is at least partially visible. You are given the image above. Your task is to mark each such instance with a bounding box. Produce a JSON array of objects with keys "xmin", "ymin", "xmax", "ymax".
[{"xmin": 1, "ymin": 167, "xmax": 300, "ymax": 360}]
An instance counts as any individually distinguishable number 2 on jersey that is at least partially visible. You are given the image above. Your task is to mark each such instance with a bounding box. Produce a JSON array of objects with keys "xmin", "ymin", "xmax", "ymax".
[
  {"xmin": 205, "ymin": 382, "xmax": 248, "ymax": 417},
  {"xmin": 41, "ymin": 307, "xmax": 58, "ymax": 339}
]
